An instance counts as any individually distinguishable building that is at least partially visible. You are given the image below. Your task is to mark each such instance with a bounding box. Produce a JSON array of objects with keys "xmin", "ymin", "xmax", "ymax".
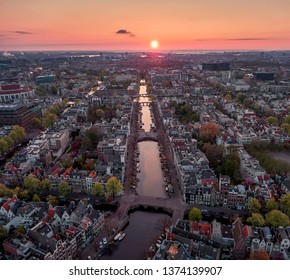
[
  {"xmin": 0, "ymin": 84, "xmax": 35, "ymax": 103},
  {"xmin": 0, "ymin": 104, "xmax": 36, "ymax": 127}
]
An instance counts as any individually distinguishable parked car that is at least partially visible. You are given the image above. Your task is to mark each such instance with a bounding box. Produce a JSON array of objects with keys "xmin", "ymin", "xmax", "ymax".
[{"xmin": 103, "ymin": 237, "xmax": 107, "ymax": 245}]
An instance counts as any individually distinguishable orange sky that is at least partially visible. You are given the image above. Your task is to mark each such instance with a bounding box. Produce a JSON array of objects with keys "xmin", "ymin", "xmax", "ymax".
[{"xmin": 1, "ymin": 0, "xmax": 290, "ymax": 51}]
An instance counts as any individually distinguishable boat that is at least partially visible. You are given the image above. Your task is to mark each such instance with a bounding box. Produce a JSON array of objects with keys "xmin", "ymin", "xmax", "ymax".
[
  {"xmin": 165, "ymin": 186, "xmax": 169, "ymax": 192},
  {"xmin": 119, "ymin": 232, "xmax": 126, "ymax": 241},
  {"xmin": 114, "ymin": 231, "xmax": 123, "ymax": 241}
]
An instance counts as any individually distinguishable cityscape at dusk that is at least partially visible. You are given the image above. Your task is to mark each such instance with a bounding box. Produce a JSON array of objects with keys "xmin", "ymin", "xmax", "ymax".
[
  {"xmin": 1, "ymin": 0, "xmax": 290, "ymax": 51},
  {"xmin": 0, "ymin": 0, "xmax": 290, "ymax": 263}
]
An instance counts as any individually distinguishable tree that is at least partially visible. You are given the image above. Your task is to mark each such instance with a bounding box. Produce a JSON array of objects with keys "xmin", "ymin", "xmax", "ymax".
[
  {"xmin": 265, "ymin": 210, "xmax": 290, "ymax": 227},
  {"xmin": 31, "ymin": 117, "xmax": 42, "ymax": 129},
  {"xmin": 24, "ymin": 175, "xmax": 41, "ymax": 195},
  {"xmin": 105, "ymin": 176, "xmax": 123, "ymax": 200},
  {"xmin": 266, "ymin": 116, "xmax": 278, "ymax": 126},
  {"xmin": 237, "ymin": 92, "xmax": 245, "ymax": 102},
  {"xmin": 40, "ymin": 178, "xmax": 52, "ymax": 195},
  {"xmin": 247, "ymin": 198, "xmax": 262, "ymax": 213},
  {"xmin": 266, "ymin": 198, "xmax": 278, "ymax": 212},
  {"xmin": 243, "ymin": 98, "xmax": 252, "ymax": 108},
  {"xmin": 96, "ymin": 109, "xmax": 105, "ymax": 119},
  {"xmin": 189, "ymin": 207, "xmax": 202, "ymax": 221},
  {"xmin": 42, "ymin": 113, "xmax": 58, "ymax": 128},
  {"xmin": 32, "ymin": 194, "xmax": 41, "ymax": 202},
  {"xmin": 46, "ymin": 195, "xmax": 58, "ymax": 206},
  {"xmin": 58, "ymin": 181, "xmax": 71, "ymax": 198},
  {"xmin": 283, "ymin": 115, "xmax": 290, "ymax": 124},
  {"xmin": 280, "ymin": 194, "xmax": 290, "ymax": 216},
  {"xmin": 93, "ymin": 182, "xmax": 103, "ymax": 196},
  {"xmin": 247, "ymin": 213, "xmax": 265, "ymax": 227},
  {"xmin": 249, "ymin": 251, "xmax": 270, "ymax": 260},
  {"xmin": 202, "ymin": 143, "xmax": 223, "ymax": 168},
  {"xmin": 0, "ymin": 225, "xmax": 7, "ymax": 239},
  {"xmin": 12, "ymin": 125, "xmax": 26, "ymax": 140},
  {"xmin": 17, "ymin": 226, "xmax": 26, "ymax": 235},
  {"xmin": 199, "ymin": 122, "xmax": 220, "ymax": 142},
  {"xmin": 0, "ymin": 138, "xmax": 9, "ymax": 154},
  {"xmin": 280, "ymin": 123, "xmax": 290, "ymax": 135}
]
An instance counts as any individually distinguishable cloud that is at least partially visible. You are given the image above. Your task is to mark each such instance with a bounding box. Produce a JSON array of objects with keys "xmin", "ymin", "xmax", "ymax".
[
  {"xmin": 116, "ymin": 29, "xmax": 136, "ymax": 37},
  {"xmin": 226, "ymin": 38, "xmax": 270, "ymax": 41},
  {"xmin": 13, "ymin": 31, "xmax": 34, "ymax": 35},
  {"xmin": 194, "ymin": 37, "xmax": 270, "ymax": 42}
]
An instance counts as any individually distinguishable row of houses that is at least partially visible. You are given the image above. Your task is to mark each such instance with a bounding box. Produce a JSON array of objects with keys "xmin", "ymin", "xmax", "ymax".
[
  {"xmin": 153, "ymin": 219, "xmax": 290, "ymax": 260},
  {"xmin": 0, "ymin": 195, "xmax": 104, "ymax": 260}
]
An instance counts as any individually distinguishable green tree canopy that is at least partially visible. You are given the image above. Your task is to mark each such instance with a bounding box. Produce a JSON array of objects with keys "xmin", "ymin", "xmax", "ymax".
[
  {"xmin": 189, "ymin": 207, "xmax": 202, "ymax": 221},
  {"xmin": 0, "ymin": 225, "xmax": 7, "ymax": 239},
  {"xmin": 46, "ymin": 195, "xmax": 58, "ymax": 206},
  {"xmin": 280, "ymin": 194, "xmax": 290, "ymax": 216},
  {"xmin": 31, "ymin": 118, "xmax": 43, "ymax": 130},
  {"xmin": 283, "ymin": 115, "xmax": 290, "ymax": 124},
  {"xmin": 266, "ymin": 116, "xmax": 278, "ymax": 126},
  {"xmin": 247, "ymin": 198, "xmax": 262, "ymax": 213},
  {"xmin": 93, "ymin": 182, "xmax": 103, "ymax": 196},
  {"xmin": 23, "ymin": 175, "xmax": 41, "ymax": 195},
  {"xmin": 266, "ymin": 198, "xmax": 279, "ymax": 212},
  {"xmin": 58, "ymin": 181, "xmax": 71, "ymax": 198},
  {"xmin": 32, "ymin": 194, "xmax": 41, "ymax": 202},
  {"xmin": 247, "ymin": 213, "xmax": 265, "ymax": 227},
  {"xmin": 105, "ymin": 176, "xmax": 123, "ymax": 200},
  {"xmin": 265, "ymin": 210, "xmax": 290, "ymax": 227}
]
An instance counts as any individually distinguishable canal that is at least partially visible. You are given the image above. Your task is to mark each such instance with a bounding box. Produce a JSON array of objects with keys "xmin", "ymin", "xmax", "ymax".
[
  {"xmin": 137, "ymin": 81, "xmax": 167, "ymax": 198},
  {"xmin": 102, "ymin": 80, "xmax": 169, "ymax": 259},
  {"xmin": 101, "ymin": 211, "xmax": 168, "ymax": 260}
]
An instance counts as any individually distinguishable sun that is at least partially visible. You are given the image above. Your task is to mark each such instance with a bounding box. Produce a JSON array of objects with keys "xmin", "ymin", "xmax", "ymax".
[{"xmin": 150, "ymin": 40, "xmax": 159, "ymax": 49}]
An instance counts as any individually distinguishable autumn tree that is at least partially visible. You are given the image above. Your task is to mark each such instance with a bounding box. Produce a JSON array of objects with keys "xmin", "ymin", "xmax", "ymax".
[
  {"xmin": 202, "ymin": 143, "xmax": 223, "ymax": 168},
  {"xmin": 93, "ymin": 182, "xmax": 103, "ymax": 196},
  {"xmin": 249, "ymin": 251, "xmax": 270, "ymax": 260},
  {"xmin": 265, "ymin": 210, "xmax": 290, "ymax": 227},
  {"xmin": 283, "ymin": 115, "xmax": 290, "ymax": 124},
  {"xmin": 96, "ymin": 109, "xmax": 105, "ymax": 119},
  {"xmin": 266, "ymin": 116, "xmax": 278, "ymax": 126},
  {"xmin": 31, "ymin": 118, "xmax": 43, "ymax": 129},
  {"xmin": 58, "ymin": 181, "xmax": 72, "ymax": 198},
  {"xmin": 247, "ymin": 198, "xmax": 262, "ymax": 213},
  {"xmin": 199, "ymin": 122, "xmax": 220, "ymax": 142},
  {"xmin": 266, "ymin": 198, "xmax": 279, "ymax": 212},
  {"xmin": 280, "ymin": 123, "xmax": 290, "ymax": 135},
  {"xmin": 46, "ymin": 195, "xmax": 58, "ymax": 206},
  {"xmin": 0, "ymin": 225, "xmax": 7, "ymax": 239},
  {"xmin": 32, "ymin": 194, "xmax": 41, "ymax": 202},
  {"xmin": 40, "ymin": 178, "xmax": 52, "ymax": 195},
  {"xmin": 23, "ymin": 175, "xmax": 41, "ymax": 195},
  {"xmin": 280, "ymin": 194, "xmax": 290, "ymax": 216},
  {"xmin": 189, "ymin": 207, "xmax": 202, "ymax": 222},
  {"xmin": 105, "ymin": 176, "xmax": 123, "ymax": 200},
  {"xmin": 247, "ymin": 213, "xmax": 265, "ymax": 227},
  {"xmin": 0, "ymin": 138, "xmax": 9, "ymax": 154}
]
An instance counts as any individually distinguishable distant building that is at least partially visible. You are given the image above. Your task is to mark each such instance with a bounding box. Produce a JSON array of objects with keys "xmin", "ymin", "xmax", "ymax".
[
  {"xmin": 36, "ymin": 75, "xmax": 55, "ymax": 84},
  {"xmin": 254, "ymin": 72, "xmax": 275, "ymax": 81},
  {"xmin": 0, "ymin": 84, "xmax": 35, "ymax": 102},
  {"xmin": 202, "ymin": 63, "xmax": 230, "ymax": 71}
]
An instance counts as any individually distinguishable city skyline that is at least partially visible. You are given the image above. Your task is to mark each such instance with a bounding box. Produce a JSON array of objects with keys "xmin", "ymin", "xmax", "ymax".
[{"xmin": 1, "ymin": 0, "xmax": 290, "ymax": 51}]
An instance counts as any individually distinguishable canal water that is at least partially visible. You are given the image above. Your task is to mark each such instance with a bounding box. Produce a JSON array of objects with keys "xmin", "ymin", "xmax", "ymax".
[
  {"xmin": 137, "ymin": 80, "xmax": 166, "ymax": 198},
  {"xmin": 102, "ymin": 80, "xmax": 169, "ymax": 260},
  {"xmin": 101, "ymin": 211, "xmax": 168, "ymax": 260},
  {"xmin": 137, "ymin": 142, "xmax": 167, "ymax": 198}
]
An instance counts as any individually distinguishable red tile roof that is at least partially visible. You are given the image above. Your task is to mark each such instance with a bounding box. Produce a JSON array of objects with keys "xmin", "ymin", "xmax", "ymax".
[{"xmin": 2, "ymin": 195, "xmax": 18, "ymax": 212}]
